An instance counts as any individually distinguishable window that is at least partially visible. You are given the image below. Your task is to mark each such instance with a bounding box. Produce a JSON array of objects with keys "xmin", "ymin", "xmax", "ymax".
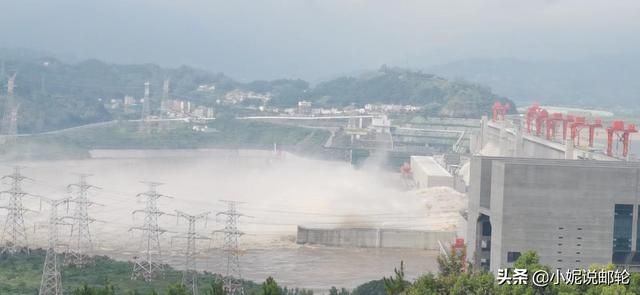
[
  {"xmin": 577, "ymin": 237, "xmax": 582, "ymax": 240},
  {"xmin": 614, "ymin": 204, "xmax": 633, "ymax": 252},
  {"xmin": 507, "ymin": 251, "xmax": 521, "ymax": 263},
  {"xmin": 577, "ymin": 244, "xmax": 581, "ymax": 247},
  {"xmin": 636, "ymin": 205, "xmax": 640, "ymax": 252},
  {"xmin": 576, "ymin": 252, "xmax": 581, "ymax": 254},
  {"xmin": 482, "ymin": 221, "xmax": 492, "ymax": 237},
  {"xmin": 558, "ymin": 227, "xmax": 564, "ymax": 230},
  {"xmin": 614, "ymin": 204, "xmax": 634, "ymax": 263}
]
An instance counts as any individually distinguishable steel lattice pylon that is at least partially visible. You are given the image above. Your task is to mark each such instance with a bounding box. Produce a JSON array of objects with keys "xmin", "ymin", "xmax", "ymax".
[
  {"xmin": 161, "ymin": 79, "xmax": 169, "ymax": 116},
  {"xmin": 65, "ymin": 174, "xmax": 99, "ymax": 267},
  {"xmin": 139, "ymin": 81, "xmax": 151, "ymax": 133},
  {"xmin": 130, "ymin": 182, "xmax": 171, "ymax": 281},
  {"xmin": 39, "ymin": 197, "xmax": 70, "ymax": 295},
  {"xmin": 0, "ymin": 166, "xmax": 34, "ymax": 255},
  {"xmin": 1, "ymin": 74, "xmax": 15, "ymax": 134},
  {"xmin": 214, "ymin": 201, "xmax": 246, "ymax": 295},
  {"xmin": 1, "ymin": 74, "xmax": 17, "ymax": 143},
  {"xmin": 174, "ymin": 210, "xmax": 210, "ymax": 295}
]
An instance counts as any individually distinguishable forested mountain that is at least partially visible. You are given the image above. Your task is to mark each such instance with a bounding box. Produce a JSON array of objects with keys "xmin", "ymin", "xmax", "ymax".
[
  {"xmin": 0, "ymin": 49, "xmax": 514, "ymax": 133},
  {"xmin": 306, "ymin": 66, "xmax": 514, "ymax": 117},
  {"xmin": 0, "ymin": 49, "xmax": 238, "ymax": 133}
]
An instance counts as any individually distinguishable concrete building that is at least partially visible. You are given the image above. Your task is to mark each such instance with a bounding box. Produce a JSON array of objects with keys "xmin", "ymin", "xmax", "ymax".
[
  {"xmin": 410, "ymin": 156, "xmax": 453, "ymax": 189},
  {"xmin": 297, "ymin": 100, "xmax": 312, "ymax": 115},
  {"xmin": 467, "ymin": 156, "xmax": 640, "ymax": 273}
]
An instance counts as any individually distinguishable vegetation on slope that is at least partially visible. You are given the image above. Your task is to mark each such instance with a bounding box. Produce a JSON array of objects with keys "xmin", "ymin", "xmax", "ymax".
[
  {"xmin": 1, "ymin": 49, "xmax": 514, "ymax": 134},
  {"xmin": 308, "ymin": 66, "xmax": 515, "ymax": 117},
  {"xmin": 0, "ymin": 118, "xmax": 330, "ymax": 161},
  {"xmin": 0, "ymin": 250, "xmax": 311, "ymax": 295},
  {"xmin": 0, "ymin": 249, "xmax": 260, "ymax": 294},
  {"xmin": 3, "ymin": 245, "xmax": 639, "ymax": 294}
]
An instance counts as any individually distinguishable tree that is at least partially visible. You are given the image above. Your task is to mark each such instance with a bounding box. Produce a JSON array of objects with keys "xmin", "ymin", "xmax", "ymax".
[
  {"xmin": 437, "ymin": 245, "xmax": 468, "ymax": 276},
  {"xmin": 329, "ymin": 286, "xmax": 350, "ymax": 295},
  {"xmin": 71, "ymin": 284, "xmax": 117, "ymax": 295},
  {"xmin": 205, "ymin": 279, "xmax": 225, "ymax": 295},
  {"xmin": 351, "ymin": 280, "xmax": 385, "ymax": 295},
  {"xmin": 450, "ymin": 272, "xmax": 495, "ymax": 295},
  {"xmin": 406, "ymin": 273, "xmax": 444, "ymax": 295},
  {"xmin": 166, "ymin": 283, "xmax": 189, "ymax": 295},
  {"xmin": 383, "ymin": 261, "xmax": 410, "ymax": 295},
  {"xmin": 494, "ymin": 251, "xmax": 548, "ymax": 295},
  {"xmin": 262, "ymin": 276, "xmax": 282, "ymax": 295}
]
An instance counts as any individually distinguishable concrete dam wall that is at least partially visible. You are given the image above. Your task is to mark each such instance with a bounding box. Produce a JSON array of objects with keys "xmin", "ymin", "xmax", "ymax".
[
  {"xmin": 296, "ymin": 226, "xmax": 456, "ymax": 250},
  {"xmin": 471, "ymin": 118, "xmax": 616, "ymax": 161}
]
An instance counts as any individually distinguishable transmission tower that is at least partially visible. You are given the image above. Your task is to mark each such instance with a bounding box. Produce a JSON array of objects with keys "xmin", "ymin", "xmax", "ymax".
[
  {"xmin": 38, "ymin": 197, "xmax": 70, "ymax": 295},
  {"xmin": 64, "ymin": 174, "xmax": 100, "ymax": 267},
  {"xmin": 213, "ymin": 201, "xmax": 246, "ymax": 295},
  {"xmin": 161, "ymin": 79, "xmax": 169, "ymax": 116},
  {"xmin": 0, "ymin": 166, "xmax": 35, "ymax": 254},
  {"xmin": 1, "ymin": 74, "xmax": 16, "ymax": 138},
  {"xmin": 158, "ymin": 79, "xmax": 170, "ymax": 132},
  {"xmin": 130, "ymin": 182, "xmax": 172, "ymax": 281},
  {"xmin": 139, "ymin": 81, "xmax": 151, "ymax": 133},
  {"xmin": 174, "ymin": 210, "xmax": 210, "ymax": 295},
  {"xmin": 8, "ymin": 104, "xmax": 18, "ymax": 141}
]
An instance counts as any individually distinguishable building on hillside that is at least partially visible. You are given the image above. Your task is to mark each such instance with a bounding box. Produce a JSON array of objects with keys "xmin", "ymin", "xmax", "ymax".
[
  {"xmin": 192, "ymin": 106, "xmax": 215, "ymax": 118},
  {"xmin": 297, "ymin": 100, "xmax": 312, "ymax": 115}
]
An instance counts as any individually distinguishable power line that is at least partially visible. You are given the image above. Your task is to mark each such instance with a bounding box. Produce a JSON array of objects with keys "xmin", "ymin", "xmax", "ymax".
[
  {"xmin": 130, "ymin": 182, "xmax": 172, "ymax": 281},
  {"xmin": 213, "ymin": 200, "xmax": 246, "ymax": 295}
]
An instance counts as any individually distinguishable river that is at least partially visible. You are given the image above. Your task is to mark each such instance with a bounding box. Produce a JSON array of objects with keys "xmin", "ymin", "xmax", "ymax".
[{"xmin": 6, "ymin": 149, "xmax": 452, "ymax": 290}]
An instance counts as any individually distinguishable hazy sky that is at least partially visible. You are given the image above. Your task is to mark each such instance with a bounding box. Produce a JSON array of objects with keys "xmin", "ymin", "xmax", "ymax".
[{"xmin": 2, "ymin": 0, "xmax": 639, "ymax": 81}]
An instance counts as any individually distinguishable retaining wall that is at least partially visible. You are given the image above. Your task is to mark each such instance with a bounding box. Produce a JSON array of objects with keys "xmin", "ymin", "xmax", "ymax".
[{"xmin": 296, "ymin": 226, "xmax": 456, "ymax": 250}]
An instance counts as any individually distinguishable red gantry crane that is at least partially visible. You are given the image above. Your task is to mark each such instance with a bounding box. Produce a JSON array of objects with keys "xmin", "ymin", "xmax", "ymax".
[
  {"xmin": 607, "ymin": 121, "xmax": 637, "ymax": 158},
  {"xmin": 535, "ymin": 109, "xmax": 549, "ymax": 137},
  {"xmin": 570, "ymin": 116, "xmax": 586, "ymax": 145},
  {"xmin": 525, "ymin": 103, "xmax": 541, "ymax": 134},
  {"xmin": 586, "ymin": 119, "xmax": 603, "ymax": 147},
  {"xmin": 545, "ymin": 112, "xmax": 565, "ymax": 140},
  {"xmin": 571, "ymin": 118, "xmax": 603, "ymax": 147},
  {"xmin": 562, "ymin": 115, "xmax": 575, "ymax": 141},
  {"xmin": 491, "ymin": 102, "xmax": 510, "ymax": 122}
]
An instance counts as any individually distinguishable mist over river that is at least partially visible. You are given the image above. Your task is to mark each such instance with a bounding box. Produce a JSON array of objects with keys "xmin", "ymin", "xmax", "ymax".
[{"xmin": 5, "ymin": 149, "xmax": 454, "ymax": 289}]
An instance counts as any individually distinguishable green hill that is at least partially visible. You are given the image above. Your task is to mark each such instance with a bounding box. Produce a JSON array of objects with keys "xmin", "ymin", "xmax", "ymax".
[
  {"xmin": 0, "ymin": 50, "xmax": 514, "ymax": 133},
  {"xmin": 307, "ymin": 66, "xmax": 514, "ymax": 117}
]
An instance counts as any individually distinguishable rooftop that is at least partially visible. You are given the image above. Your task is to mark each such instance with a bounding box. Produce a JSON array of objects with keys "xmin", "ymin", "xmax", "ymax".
[{"xmin": 411, "ymin": 156, "xmax": 451, "ymax": 177}]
